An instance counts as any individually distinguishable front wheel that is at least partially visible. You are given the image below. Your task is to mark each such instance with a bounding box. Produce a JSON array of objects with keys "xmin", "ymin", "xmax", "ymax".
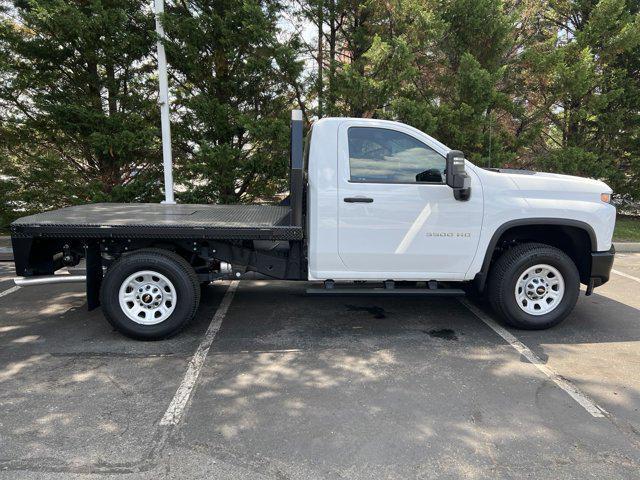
[
  {"xmin": 488, "ymin": 243, "xmax": 580, "ymax": 330},
  {"xmin": 100, "ymin": 248, "xmax": 200, "ymax": 340}
]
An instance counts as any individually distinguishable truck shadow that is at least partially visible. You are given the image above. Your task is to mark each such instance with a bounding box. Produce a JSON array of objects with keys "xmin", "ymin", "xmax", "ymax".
[{"xmin": 208, "ymin": 281, "xmax": 640, "ymax": 352}]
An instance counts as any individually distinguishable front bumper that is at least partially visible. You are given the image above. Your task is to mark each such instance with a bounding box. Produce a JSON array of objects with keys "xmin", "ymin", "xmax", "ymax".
[{"xmin": 586, "ymin": 245, "xmax": 615, "ymax": 295}]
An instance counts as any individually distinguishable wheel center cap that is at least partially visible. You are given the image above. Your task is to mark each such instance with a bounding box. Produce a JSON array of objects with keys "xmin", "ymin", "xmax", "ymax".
[
  {"xmin": 536, "ymin": 286, "xmax": 546, "ymax": 295},
  {"xmin": 141, "ymin": 293, "xmax": 153, "ymax": 304}
]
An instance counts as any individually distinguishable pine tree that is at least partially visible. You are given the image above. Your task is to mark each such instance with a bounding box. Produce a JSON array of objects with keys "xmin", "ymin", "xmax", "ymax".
[
  {"xmin": 162, "ymin": 0, "xmax": 303, "ymax": 204},
  {"xmin": 295, "ymin": 0, "xmax": 395, "ymax": 117},
  {"xmin": 0, "ymin": 0, "xmax": 162, "ymax": 223},
  {"xmin": 298, "ymin": 0, "xmax": 533, "ymax": 166},
  {"xmin": 1, "ymin": 0, "xmax": 639, "ymax": 227},
  {"xmin": 533, "ymin": 0, "xmax": 640, "ymax": 202},
  {"xmin": 385, "ymin": 0, "xmax": 524, "ymax": 167}
]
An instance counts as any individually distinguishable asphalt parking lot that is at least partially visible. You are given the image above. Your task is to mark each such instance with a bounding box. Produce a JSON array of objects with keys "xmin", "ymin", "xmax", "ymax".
[{"xmin": 1, "ymin": 254, "xmax": 640, "ymax": 479}]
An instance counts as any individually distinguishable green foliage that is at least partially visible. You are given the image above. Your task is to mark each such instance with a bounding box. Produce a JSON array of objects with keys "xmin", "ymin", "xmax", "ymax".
[
  {"xmin": 300, "ymin": 0, "xmax": 639, "ymax": 190},
  {"xmin": 536, "ymin": 147, "xmax": 611, "ymax": 178},
  {"xmin": 0, "ymin": 0, "xmax": 639, "ymax": 228},
  {"xmin": 524, "ymin": 0, "xmax": 640, "ymax": 200},
  {"xmin": 163, "ymin": 0, "xmax": 303, "ymax": 204},
  {"xmin": 0, "ymin": 0, "xmax": 163, "ymax": 223}
]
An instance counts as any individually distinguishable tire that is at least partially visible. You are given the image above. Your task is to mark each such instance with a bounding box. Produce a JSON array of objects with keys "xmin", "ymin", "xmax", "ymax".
[
  {"xmin": 100, "ymin": 248, "xmax": 200, "ymax": 340},
  {"xmin": 488, "ymin": 243, "xmax": 580, "ymax": 330}
]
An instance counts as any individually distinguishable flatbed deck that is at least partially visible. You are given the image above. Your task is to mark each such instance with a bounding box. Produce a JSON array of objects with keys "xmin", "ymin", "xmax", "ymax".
[{"xmin": 11, "ymin": 203, "xmax": 303, "ymax": 241}]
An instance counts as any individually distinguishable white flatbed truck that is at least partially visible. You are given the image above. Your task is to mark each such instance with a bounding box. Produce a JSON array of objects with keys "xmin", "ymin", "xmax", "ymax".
[{"xmin": 11, "ymin": 111, "xmax": 616, "ymax": 339}]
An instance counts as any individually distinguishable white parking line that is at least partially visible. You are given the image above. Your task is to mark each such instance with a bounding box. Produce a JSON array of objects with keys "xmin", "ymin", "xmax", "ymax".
[
  {"xmin": 0, "ymin": 286, "xmax": 20, "ymax": 299},
  {"xmin": 459, "ymin": 298, "xmax": 607, "ymax": 418},
  {"xmin": 160, "ymin": 280, "xmax": 239, "ymax": 426},
  {"xmin": 612, "ymin": 269, "xmax": 640, "ymax": 284}
]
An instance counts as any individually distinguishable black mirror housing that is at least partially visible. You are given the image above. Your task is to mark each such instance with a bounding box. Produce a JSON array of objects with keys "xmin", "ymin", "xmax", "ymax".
[{"xmin": 446, "ymin": 150, "xmax": 471, "ymax": 201}]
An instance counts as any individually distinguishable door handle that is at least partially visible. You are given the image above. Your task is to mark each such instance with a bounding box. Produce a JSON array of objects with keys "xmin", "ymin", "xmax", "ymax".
[{"xmin": 344, "ymin": 197, "xmax": 374, "ymax": 203}]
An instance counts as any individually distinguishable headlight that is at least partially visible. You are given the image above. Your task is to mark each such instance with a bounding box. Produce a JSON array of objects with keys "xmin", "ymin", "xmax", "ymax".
[{"xmin": 601, "ymin": 193, "xmax": 612, "ymax": 203}]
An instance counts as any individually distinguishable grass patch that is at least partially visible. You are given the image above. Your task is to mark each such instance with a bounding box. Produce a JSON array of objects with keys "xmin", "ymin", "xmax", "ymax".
[
  {"xmin": 0, "ymin": 228, "xmax": 10, "ymax": 236},
  {"xmin": 614, "ymin": 216, "xmax": 640, "ymax": 242}
]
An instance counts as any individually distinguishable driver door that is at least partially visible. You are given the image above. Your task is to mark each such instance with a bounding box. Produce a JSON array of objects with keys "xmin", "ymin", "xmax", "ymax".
[{"xmin": 337, "ymin": 121, "xmax": 483, "ymax": 276}]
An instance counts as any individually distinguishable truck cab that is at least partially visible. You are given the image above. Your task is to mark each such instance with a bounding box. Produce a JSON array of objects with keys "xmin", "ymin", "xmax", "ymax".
[
  {"xmin": 11, "ymin": 111, "xmax": 616, "ymax": 339},
  {"xmin": 307, "ymin": 117, "xmax": 615, "ymax": 283}
]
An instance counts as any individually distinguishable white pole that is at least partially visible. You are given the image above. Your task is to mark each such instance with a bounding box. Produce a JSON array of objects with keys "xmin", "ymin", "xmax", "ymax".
[{"xmin": 154, "ymin": 0, "xmax": 175, "ymax": 204}]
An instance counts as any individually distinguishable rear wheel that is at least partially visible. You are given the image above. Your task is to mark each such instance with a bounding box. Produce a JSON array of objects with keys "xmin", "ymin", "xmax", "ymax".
[
  {"xmin": 100, "ymin": 249, "xmax": 200, "ymax": 340},
  {"xmin": 488, "ymin": 243, "xmax": 580, "ymax": 330}
]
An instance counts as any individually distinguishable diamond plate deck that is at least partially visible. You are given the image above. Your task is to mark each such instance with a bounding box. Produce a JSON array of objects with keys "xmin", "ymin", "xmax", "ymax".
[{"xmin": 11, "ymin": 203, "xmax": 303, "ymax": 241}]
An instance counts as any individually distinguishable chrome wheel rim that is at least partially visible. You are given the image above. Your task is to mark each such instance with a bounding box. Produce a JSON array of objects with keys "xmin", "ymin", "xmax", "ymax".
[
  {"xmin": 515, "ymin": 264, "xmax": 564, "ymax": 316},
  {"xmin": 118, "ymin": 270, "xmax": 177, "ymax": 325}
]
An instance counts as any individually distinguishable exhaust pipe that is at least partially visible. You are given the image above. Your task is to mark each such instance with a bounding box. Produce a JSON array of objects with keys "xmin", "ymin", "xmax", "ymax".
[{"xmin": 14, "ymin": 275, "xmax": 87, "ymax": 287}]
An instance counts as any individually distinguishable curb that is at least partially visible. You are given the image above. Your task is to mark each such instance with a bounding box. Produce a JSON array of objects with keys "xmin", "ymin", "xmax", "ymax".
[{"xmin": 614, "ymin": 242, "xmax": 640, "ymax": 253}]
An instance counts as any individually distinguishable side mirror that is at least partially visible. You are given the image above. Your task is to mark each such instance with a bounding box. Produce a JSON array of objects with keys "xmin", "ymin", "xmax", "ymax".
[{"xmin": 446, "ymin": 150, "xmax": 471, "ymax": 201}]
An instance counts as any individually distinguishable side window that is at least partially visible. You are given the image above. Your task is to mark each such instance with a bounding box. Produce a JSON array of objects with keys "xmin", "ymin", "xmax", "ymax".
[{"xmin": 348, "ymin": 127, "xmax": 446, "ymax": 183}]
